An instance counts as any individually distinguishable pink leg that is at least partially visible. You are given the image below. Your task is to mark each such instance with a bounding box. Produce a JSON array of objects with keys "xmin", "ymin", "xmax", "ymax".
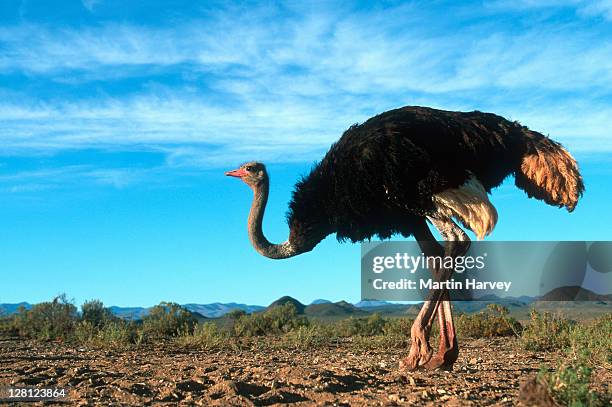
[
  {"xmin": 399, "ymin": 217, "xmax": 468, "ymax": 371},
  {"xmin": 424, "ymin": 292, "xmax": 458, "ymax": 370},
  {"xmin": 399, "ymin": 299, "xmax": 437, "ymax": 370},
  {"xmin": 400, "ymin": 220, "xmax": 445, "ymax": 370},
  {"xmin": 423, "ymin": 216, "xmax": 468, "ymax": 371}
]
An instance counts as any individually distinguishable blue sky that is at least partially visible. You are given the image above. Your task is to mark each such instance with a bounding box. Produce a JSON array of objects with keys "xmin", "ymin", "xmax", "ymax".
[{"xmin": 0, "ymin": 0, "xmax": 611, "ymax": 307}]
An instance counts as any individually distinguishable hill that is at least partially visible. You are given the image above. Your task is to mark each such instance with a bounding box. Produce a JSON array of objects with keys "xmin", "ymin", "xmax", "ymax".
[
  {"xmin": 268, "ymin": 296, "xmax": 306, "ymax": 314},
  {"xmin": 0, "ymin": 302, "xmax": 31, "ymax": 315},
  {"xmin": 305, "ymin": 300, "xmax": 366, "ymax": 318},
  {"xmin": 108, "ymin": 306, "xmax": 149, "ymax": 320},
  {"xmin": 310, "ymin": 299, "xmax": 332, "ymax": 305},
  {"xmin": 539, "ymin": 286, "xmax": 611, "ymax": 301},
  {"xmin": 354, "ymin": 299, "xmax": 393, "ymax": 308},
  {"xmin": 183, "ymin": 303, "xmax": 265, "ymax": 318}
]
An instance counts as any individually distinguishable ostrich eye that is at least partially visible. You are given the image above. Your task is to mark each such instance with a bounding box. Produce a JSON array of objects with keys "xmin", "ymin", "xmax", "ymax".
[{"xmin": 245, "ymin": 165, "xmax": 253, "ymax": 171}]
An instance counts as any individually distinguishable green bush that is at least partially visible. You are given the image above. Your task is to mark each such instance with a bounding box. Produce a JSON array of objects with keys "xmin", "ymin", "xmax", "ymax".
[
  {"xmin": 522, "ymin": 309, "xmax": 574, "ymax": 351},
  {"xmin": 74, "ymin": 319, "xmax": 141, "ymax": 348},
  {"xmin": 318, "ymin": 315, "xmax": 411, "ymax": 349},
  {"xmin": 178, "ymin": 322, "xmax": 231, "ymax": 350},
  {"xmin": 566, "ymin": 314, "xmax": 612, "ymax": 368},
  {"xmin": 233, "ymin": 303, "xmax": 309, "ymax": 337},
  {"xmin": 529, "ymin": 314, "xmax": 611, "ymax": 405},
  {"xmin": 0, "ymin": 309, "xmax": 16, "ymax": 336},
  {"xmin": 381, "ymin": 317, "xmax": 413, "ymax": 337},
  {"xmin": 334, "ymin": 314, "xmax": 388, "ymax": 337},
  {"xmin": 538, "ymin": 357, "xmax": 606, "ymax": 407},
  {"xmin": 142, "ymin": 302, "xmax": 197, "ymax": 338},
  {"xmin": 457, "ymin": 304, "xmax": 522, "ymax": 338},
  {"xmin": 226, "ymin": 309, "xmax": 247, "ymax": 320},
  {"xmin": 12, "ymin": 295, "xmax": 78, "ymax": 341},
  {"xmin": 81, "ymin": 299, "xmax": 114, "ymax": 327},
  {"xmin": 280, "ymin": 323, "xmax": 337, "ymax": 349}
]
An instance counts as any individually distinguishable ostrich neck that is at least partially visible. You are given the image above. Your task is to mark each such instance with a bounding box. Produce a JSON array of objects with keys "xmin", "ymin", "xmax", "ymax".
[{"xmin": 248, "ymin": 181, "xmax": 297, "ymax": 259}]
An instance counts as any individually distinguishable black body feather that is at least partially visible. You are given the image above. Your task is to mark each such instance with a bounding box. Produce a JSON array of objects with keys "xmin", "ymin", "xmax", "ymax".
[{"xmin": 286, "ymin": 106, "xmax": 575, "ymax": 251}]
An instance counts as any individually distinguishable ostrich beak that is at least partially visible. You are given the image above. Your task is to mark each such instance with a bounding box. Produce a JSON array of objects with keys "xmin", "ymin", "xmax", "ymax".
[{"xmin": 225, "ymin": 168, "xmax": 248, "ymax": 178}]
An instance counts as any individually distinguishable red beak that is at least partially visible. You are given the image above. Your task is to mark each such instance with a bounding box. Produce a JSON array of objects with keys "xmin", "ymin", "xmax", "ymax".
[{"xmin": 225, "ymin": 168, "xmax": 248, "ymax": 178}]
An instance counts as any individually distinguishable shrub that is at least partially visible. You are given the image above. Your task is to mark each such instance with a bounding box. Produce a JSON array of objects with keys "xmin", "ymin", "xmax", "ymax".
[
  {"xmin": 522, "ymin": 309, "xmax": 574, "ymax": 351},
  {"xmin": 457, "ymin": 304, "xmax": 522, "ymax": 338},
  {"xmin": 226, "ymin": 309, "xmax": 247, "ymax": 320},
  {"xmin": 74, "ymin": 319, "xmax": 140, "ymax": 348},
  {"xmin": 233, "ymin": 303, "xmax": 309, "ymax": 337},
  {"xmin": 0, "ymin": 310, "xmax": 17, "ymax": 336},
  {"xmin": 12, "ymin": 295, "xmax": 78, "ymax": 340},
  {"xmin": 335, "ymin": 314, "xmax": 388, "ymax": 337},
  {"xmin": 566, "ymin": 314, "xmax": 612, "ymax": 368},
  {"xmin": 320, "ymin": 315, "xmax": 411, "ymax": 349},
  {"xmin": 178, "ymin": 322, "xmax": 229, "ymax": 349},
  {"xmin": 142, "ymin": 302, "xmax": 197, "ymax": 338},
  {"xmin": 538, "ymin": 356, "xmax": 606, "ymax": 407},
  {"xmin": 281, "ymin": 323, "xmax": 337, "ymax": 349},
  {"xmin": 81, "ymin": 300, "xmax": 114, "ymax": 327},
  {"xmin": 382, "ymin": 317, "xmax": 413, "ymax": 337}
]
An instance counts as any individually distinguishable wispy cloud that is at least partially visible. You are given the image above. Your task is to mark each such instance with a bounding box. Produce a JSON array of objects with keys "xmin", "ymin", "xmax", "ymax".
[
  {"xmin": 0, "ymin": 1, "xmax": 610, "ymax": 180},
  {"xmin": 0, "ymin": 164, "xmax": 168, "ymax": 193},
  {"xmin": 487, "ymin": 0, "xmax": 612, "ymax": 20},
  {"xmin": 579, "ymin": 0, "xmax": 612, "ymax": 20}
]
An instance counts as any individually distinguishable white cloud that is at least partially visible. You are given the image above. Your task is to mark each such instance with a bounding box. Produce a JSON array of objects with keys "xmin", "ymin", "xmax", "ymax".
[
  {"xmin": 578, "ymin": 0, "xmax": 612, "ymax": 20},
  {"xmin": 0, "ymin": 164, "xmax": 163, "ymax": 192},
  {"xmin": 0, "ymin": 2, "xmax": 610, "ymax": 171},
  {"xmin": 487, "ymin": 0, "xmax": 612, "ymax": 20}
]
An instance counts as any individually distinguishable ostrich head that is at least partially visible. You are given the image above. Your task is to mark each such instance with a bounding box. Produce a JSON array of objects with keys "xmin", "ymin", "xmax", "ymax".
[{"xmin": 225, "ymin": 161, "xmax": 268, "ymax": 188}]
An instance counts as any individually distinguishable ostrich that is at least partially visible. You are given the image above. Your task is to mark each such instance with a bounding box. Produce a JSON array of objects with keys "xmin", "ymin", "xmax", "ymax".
[{"xmin": 225, "ymin": 106, "xmax": 584, "ymax": 370}]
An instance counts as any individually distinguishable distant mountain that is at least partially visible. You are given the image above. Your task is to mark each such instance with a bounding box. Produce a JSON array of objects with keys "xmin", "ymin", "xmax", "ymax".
[
  {"xmin": 539, "ymin": 286, "xmax": 612, "ymax": 301},
  {"xmin": 268, "ymin": 296, "xmax": 306, "ymax": 314},
  {"xmin": 305, "ymin": 301, "xmax": 366, "ymax": 317},
  {"xmin": 183, "ymin": 303, "xmax": 265, "ymax": 318},
  {"xmin": 0, "ymin": 302, "xmax": 31, "ymax": 315},
  {"xmin": 4, "ymin": 288, "xmax": 608, "ymax": 322},
  {"xmin": 354, "ymin": 299, "xmax": 394, "ymax": 308},
  {"xmin": 110, "ymin": 302, "xmax": 266, "ymax": 320},
  {"xmin": 108, "ymin": 306, "xmax": 149, "ymax": 320},
  {"xmin": 1, "ymin": 301, "xmax": 263, "ymax": 319},
  {"xmin": 310, "ymin": 299, "xmax": 332, "ymax": 305}
]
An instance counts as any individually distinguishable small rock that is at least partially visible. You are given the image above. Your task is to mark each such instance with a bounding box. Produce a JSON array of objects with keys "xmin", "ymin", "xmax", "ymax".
[{"xmin": 469, "ymin": 358, "xmax": 478, "ymax": 365}]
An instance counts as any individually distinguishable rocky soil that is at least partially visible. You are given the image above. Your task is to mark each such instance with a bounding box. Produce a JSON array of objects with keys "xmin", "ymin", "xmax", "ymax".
[{"xmin": 0, "ymin": 336, "xmax": 609, "ymax": 406}]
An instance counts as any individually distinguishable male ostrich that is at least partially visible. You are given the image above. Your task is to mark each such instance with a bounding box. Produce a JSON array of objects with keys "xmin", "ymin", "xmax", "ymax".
[{"xmin": 226, "ymin": 106, "xmax": 584, "ymax": 370}]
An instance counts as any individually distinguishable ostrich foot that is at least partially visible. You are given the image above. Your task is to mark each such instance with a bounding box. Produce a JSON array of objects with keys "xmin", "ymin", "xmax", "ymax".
[
  {"xmin": 422, "ymin": 346, "xmax": 459, "ymax": 371},
  {"xmin": 399, "ymin": 331, "xmax": 433, "ymax": 370},
  {"xmin": 425, "ymin": 300, "xmax": 459, "ymax": 371}
]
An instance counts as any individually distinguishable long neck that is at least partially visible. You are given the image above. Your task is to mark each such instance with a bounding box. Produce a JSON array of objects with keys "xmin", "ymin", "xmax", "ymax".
[{"xmin": 247, "ymin": 181, "xmax": 297, "ymax": 259}]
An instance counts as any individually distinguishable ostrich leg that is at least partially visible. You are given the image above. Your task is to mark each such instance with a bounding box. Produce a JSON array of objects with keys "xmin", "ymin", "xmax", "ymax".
[
  {"xmin": 400, "ymin": 220, "xmax": 445, "ymax": 370},
  {"xmin": 423, "ymin": 216, "xmax": 470, "ymax": 370},
  {"xmin": 399, "ymin": 217, "xmax": 470, "ymax": 371}
]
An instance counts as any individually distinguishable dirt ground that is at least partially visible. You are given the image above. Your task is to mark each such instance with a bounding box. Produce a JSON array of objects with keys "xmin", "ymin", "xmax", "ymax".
[{"xmin": 0, "ymin": 336, "xmax": 609, "ymax": 406}]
